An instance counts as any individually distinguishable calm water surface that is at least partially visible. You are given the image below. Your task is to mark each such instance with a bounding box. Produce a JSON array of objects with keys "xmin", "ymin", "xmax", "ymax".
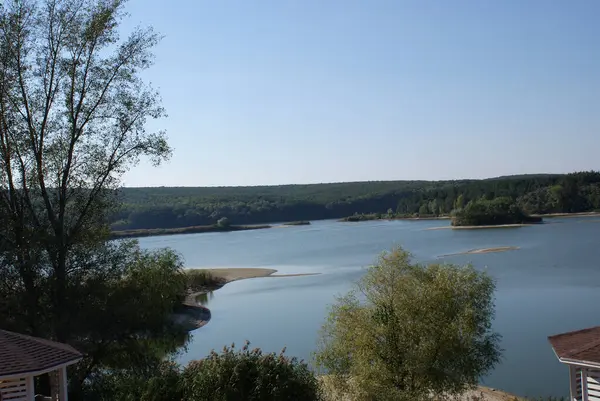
[{"xmin": 139, "ymin": 217, "xmax": 600, "ymax": 398}]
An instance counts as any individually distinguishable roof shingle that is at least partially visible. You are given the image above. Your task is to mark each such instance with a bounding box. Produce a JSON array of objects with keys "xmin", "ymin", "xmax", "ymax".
[
  {"xmin": 0, "ymin": 330, "xmax": 82, "ymax": 378},
  {"xmin": 548, "ymin": 326, "xmax": 600, "ymax": 365}
]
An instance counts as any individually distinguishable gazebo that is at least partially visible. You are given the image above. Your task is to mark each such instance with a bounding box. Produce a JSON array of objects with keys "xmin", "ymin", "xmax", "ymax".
[
  {"xmin": 0, "ymin": 330, "xmax": 82, "ymax": 401},
  {"xmin": 549, "ymin": 326, "xmax": 600, "ymax": 401}
]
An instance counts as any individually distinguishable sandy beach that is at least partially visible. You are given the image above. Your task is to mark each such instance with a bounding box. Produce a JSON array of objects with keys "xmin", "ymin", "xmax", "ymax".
[{"xmin": 198, "ymin": 267, "xmax": 320, "ymax": 282}]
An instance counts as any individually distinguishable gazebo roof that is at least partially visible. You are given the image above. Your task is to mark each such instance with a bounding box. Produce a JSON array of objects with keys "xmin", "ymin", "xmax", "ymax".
[
  {"xmin": 548, "ymin": 326, "xmax": 600, "ymax": 366},
  {"xmin": 0, "ymin": 330, "xmax": 83, "ymax": 378}
]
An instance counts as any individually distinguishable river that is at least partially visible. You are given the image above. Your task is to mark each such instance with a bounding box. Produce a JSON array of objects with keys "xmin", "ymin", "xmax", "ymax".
[{"xmin": 139, "ymin": 216, "xmax": 600, "ymax": 398}]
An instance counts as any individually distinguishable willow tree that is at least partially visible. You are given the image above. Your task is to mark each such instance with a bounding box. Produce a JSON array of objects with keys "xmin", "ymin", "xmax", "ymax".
[
  {"xmin": 315, "ymin": 248, "xmax": 501, "ymax": 401},
  {"xmin": 0, "ymin": 0, "xmax": 185, "ymax": 391}
]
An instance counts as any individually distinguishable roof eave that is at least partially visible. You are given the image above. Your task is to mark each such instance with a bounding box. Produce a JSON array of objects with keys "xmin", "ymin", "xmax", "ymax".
[
  {"xmin": 0, "ymin": 356, "xmax": 83, "ymax": 381},
  {"xmin": 557, "ymin": 356, "xmax": 600, "ymax": 370}
]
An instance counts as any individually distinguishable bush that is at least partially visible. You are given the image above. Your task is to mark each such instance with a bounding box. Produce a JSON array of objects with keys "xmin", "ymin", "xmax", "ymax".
[
  {"xmin": 186, "ymin": 269, "xmax": 224, "ymax": 291},
  {"xmin": 80, "ymin": 361, "xmax": 183, "ymax": 401},
  {"xmin": 181, "ymin": 342, "xmax": 322, "ymax": 401},
  {"xmin": 315, "ymin": 247, "xmax": 501, "ymax": 401}
]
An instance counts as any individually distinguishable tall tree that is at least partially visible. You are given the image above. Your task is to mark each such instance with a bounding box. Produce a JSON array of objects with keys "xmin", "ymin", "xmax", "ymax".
[
  {"xmin": 315, "ymin": 248, "xmax": 501, "ymax": 401},
  {"xmin": 0, "ymin": 0, "xmax": 181, "ymax": 394}
]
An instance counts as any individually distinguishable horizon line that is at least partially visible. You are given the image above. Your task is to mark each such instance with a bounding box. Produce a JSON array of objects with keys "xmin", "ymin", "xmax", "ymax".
[{"xmin": 119, "ymin": 171, "xmax": 590, "ymax": 189}]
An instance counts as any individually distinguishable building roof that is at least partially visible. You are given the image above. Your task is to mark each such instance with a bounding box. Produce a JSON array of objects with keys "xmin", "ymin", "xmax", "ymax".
[
  {"xmin": 0, "ymin": 330, "xmax": 83, "ymax": 378},
  {"xmin": 548, "ymin": 326, "xmax": 600, "ymax": 366}
]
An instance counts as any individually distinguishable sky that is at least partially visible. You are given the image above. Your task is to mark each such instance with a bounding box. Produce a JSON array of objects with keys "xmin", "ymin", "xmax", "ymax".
[{"xmin": 120, "ymin": 0, "xmax": 600, "ymax": 187}]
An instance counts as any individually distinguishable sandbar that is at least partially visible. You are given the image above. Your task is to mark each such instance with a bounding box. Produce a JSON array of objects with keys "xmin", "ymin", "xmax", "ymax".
[
  {"xmin": 193, "ymin": 267, "xmax": 320, "ymax": 283},
  {"xmin": 439, "ymin": 246, "xmax": 519, "ymax": 257},
  {"xmin": 180, "ymin": 268, "xmax": 320, "ymax": 330}
]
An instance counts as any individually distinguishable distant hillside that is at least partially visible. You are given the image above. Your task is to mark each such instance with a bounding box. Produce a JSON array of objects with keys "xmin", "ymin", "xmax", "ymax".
[{"xmin": 110, "ymin": 172, "xmax": 600, "ymax": 230}]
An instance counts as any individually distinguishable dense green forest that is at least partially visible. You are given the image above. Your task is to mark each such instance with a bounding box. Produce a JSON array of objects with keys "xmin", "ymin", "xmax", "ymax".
[
  {"xmin": 451, "ymin": 197, "xmax": 542, "ymax": 226},
  {"xmin": 111, "ymin": 172, "xmax": 600, "ymax": 230}
]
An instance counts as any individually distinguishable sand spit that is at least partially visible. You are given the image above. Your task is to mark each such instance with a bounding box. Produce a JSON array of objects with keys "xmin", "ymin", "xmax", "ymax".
[{"xmin": 439, "ymin": 246, "xmax": 520, "ymax": 257}]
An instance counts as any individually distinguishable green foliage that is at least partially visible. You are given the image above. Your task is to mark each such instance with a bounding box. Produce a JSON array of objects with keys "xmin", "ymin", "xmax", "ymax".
[
  {"xmin": 452, "ymin": 197, "xmax": 542, "ymax": 226},
  {"xmin": 186, "ymin": 269, "xmax": 225, "ymax": 291},
  {"xmin": 181, "ymin": 342, "xmax": 322, "ymax": 401},
  {"xmin": 82, "ymin": 343, "xmax": 323, "ymax": 401},
  {"xmin": 315, "ymin": 248, "xmax": 501, "ymax": 401},
  {"xmin": 0, "ymin": 0, "xmax": 187, "ymax": 397},
  {"xmin": 342, "ymin": 213, "xmax": 384, "ymax": 222},
  {"xmin": 110, "ymin": 172, "xmax": 600, "ymax": 230},
  {"xmin": 65, "ymin": 245, "xmax": 190, "ymax": 394},
  {"xmin": 81, "ymin": 361, "xmax": 183, "ymax": 401}
]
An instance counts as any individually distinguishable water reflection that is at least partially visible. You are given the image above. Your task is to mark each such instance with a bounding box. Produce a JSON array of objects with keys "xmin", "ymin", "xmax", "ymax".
[{"xmin": 195, "ymin": 291, "xmax": 214, "ymax": 306}]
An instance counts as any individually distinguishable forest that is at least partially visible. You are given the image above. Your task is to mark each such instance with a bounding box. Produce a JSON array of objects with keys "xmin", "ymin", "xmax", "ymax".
[
  {"xmin": 111, "ymin": 171, "xmax": 600, "ymax": 230},
  {"xmin": 451, "ymin": 197, "xmax": 543, "ymax": 227}
]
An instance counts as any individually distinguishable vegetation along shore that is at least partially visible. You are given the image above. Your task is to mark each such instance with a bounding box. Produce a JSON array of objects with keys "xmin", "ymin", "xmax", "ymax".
[
  {"xmin": 110, "ymin": 223, "xmax": 271, "ymax": 239},
  {"xmin": 180, "ymin": 268, "xmax": 320, "ymax": 330},
  {"xmin": 111, "ymin": 171, "xmax": 600, "ymax": 231}
]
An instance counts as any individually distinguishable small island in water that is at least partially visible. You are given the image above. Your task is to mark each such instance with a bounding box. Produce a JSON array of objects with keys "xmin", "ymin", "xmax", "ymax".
[{"xmin": 451, "ymin": 197, "xmax": 542, "ymax": 227}]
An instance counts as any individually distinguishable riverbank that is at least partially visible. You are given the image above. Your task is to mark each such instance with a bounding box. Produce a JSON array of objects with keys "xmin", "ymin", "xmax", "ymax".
[
  {"xmin": 181, "ymin": 268, "xmax": 320, "ymax": 330},
  {"xmin": 110, "ymin": 224, "xmax": 271, "ymax": 239},
  {"xmin": 341, "ymin": 211, "xmax": 600, "ymax": 225},
  {"xmin": 533, "ymin": 211, "xmax": 600, "ymax": 218},
  {"xmin": 112, "ymin": 211, "xmax": 600, "ymax": 239}
]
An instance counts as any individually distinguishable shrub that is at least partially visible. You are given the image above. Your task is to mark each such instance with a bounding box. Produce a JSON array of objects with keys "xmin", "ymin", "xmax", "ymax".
[
  {"xmin": 181, "ymin": 342, "xmax": 322, "ymax": 401},
  {"xmin": 186, "ymin": 269, "xmax": 224, "ymax": 291},
  {"xmin": 80, "ymin": 361, "xmax": 183, "ymax": 401}
]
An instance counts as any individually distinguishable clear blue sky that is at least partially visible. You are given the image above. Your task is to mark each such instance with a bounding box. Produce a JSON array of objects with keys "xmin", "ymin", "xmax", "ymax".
[{"xmin": 121, "ymin": 0, "xmax": 600, "ymax": 187}]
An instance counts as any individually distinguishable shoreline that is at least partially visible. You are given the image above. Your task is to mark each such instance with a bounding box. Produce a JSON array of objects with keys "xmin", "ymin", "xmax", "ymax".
[
  {"xmin": 427, "ymin": 223, "xmax": 535, "ymax": 230},
  {"xmin": 110, "ymin": 224, "xmax": 271, "ymax": 239},
  {"xmin": 532, "ymin": 211, "xmax": 600, "ymax": 218},
  {"xmin": 180, "ymin": 268, "xmax": 320, "ymax": 330},
  {"xmin": 182, "ymin": 271, "xmax": 526, "ymax": 401},
  {"xmin": 112, "ymin": 211, "xmax": 600, "ymax": 239}
]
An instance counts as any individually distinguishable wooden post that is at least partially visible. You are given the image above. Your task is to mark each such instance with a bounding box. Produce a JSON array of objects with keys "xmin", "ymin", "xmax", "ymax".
[
  {"xmin": 25, "ymin": 376, "xmax": 35, "ymax": 401},
  {"xmin": 58, "ymin": 367, "xmax": 68, "ymax": 401}
]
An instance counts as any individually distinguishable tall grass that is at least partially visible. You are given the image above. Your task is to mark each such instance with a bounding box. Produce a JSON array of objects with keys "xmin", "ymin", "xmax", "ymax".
[{"xmin": 186, "ymin": 269, "xmax": 225, "ymax": 292}]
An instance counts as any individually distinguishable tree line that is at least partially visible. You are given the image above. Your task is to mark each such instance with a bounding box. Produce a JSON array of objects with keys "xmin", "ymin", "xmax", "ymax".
[
  {"xmin": 451, "ymin": 197, "xmax": 543, "ymax": 226},
  {"xmin": 112, "ymin": 172, "xmax": 600, "ymax": 230}
]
